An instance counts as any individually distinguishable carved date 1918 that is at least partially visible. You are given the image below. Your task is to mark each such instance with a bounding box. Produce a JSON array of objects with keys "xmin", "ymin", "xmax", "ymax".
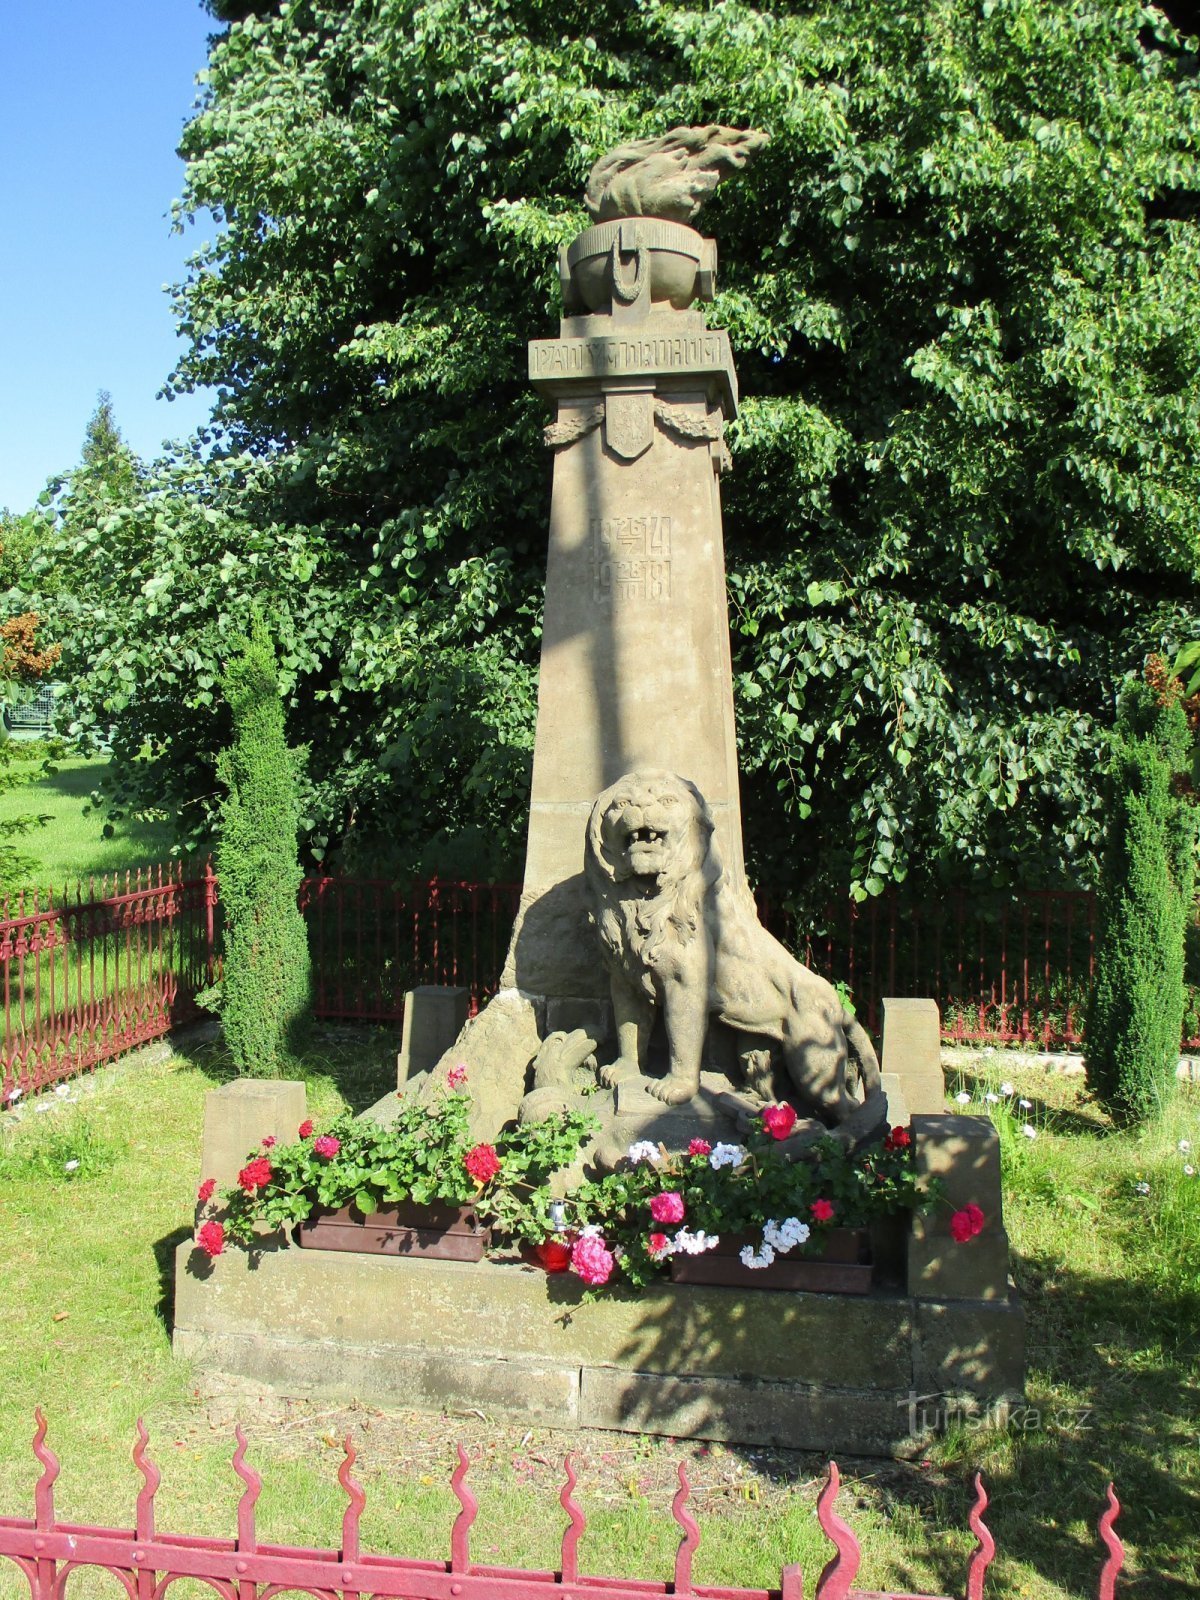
[{"xmin": 593, "ymin": 515, "xmax": 672, "ymax": 603}]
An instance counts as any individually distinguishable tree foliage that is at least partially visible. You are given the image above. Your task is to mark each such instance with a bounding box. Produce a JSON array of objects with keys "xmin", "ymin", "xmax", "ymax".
[
  {"xmin": 1086, "ymin": 672, "xmax": 1196, "ymax": 1122},
  {"xmin": 28, "ymin": 0, "xmax": 1200, "ymax": 898},
  {"xmin": 216, "ymin": 616, "xmax": 312, "ymax": 1074}
]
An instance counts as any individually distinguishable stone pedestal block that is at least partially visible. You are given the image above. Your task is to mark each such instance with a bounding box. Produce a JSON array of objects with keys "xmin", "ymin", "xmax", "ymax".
[
  {"xmin": 199, "ymin": 1079, "xmax": 308, "ymax": 1192},
  {"xmin": 907, "ymin": 1113, "xmax": 1011, "ymax": 1303},
  {"xmin": 881, "ymin": 998, "xmax": 945, "ymax": 1120},
  {"xmin": 397, "ymin": 986, "xmax": 472, "ymax": 1087}
]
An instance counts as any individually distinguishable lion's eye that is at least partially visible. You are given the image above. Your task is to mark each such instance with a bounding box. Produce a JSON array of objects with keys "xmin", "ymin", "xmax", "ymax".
[{"xmin": 661, "ymin": 795, "xmax": 677, "ymax": 806}]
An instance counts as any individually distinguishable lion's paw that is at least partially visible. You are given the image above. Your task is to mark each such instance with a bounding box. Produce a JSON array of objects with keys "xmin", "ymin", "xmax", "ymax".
[
  {"xmin": 646, "ymin": 1073, "xmax": 701, "ymax": 1106},
  {"xmin": 599, "ymin": 1058, "xmax": 641, "ymax": 1089}
]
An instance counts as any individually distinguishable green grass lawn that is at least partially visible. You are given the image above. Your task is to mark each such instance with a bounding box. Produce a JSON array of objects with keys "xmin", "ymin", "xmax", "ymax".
[
  {"xmin": 0, "ymin": 1039, "xmax": 1197, "ymax": 1599},
  {"xmin": 0, "ymin": 750, "xmax": 176, "ymax": 895}
]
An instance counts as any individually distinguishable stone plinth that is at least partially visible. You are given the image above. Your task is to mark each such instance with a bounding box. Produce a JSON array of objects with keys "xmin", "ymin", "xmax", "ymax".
[
  {"xmin": 880, "ymin": 998, "xmax": 946, "ymax": 1123},
  {"xmin": 200, "ymin": 1079, "xmax": 307, "ymax": 1193},
  {"xmin": 397, "ymin": 986, "xmax": 472, "ymax": 1086},
  {"xmin": 173, "ymin": 1244, "xmax": 1023, "ymax": 1456}
]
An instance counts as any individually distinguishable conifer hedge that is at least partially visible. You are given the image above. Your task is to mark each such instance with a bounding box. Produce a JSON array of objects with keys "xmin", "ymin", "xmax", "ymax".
[
  {"xmin": 1086, "ymin": 675, "xmax": 1196, "ymax": 1123},
  {"xmin": 216, "ymin": 618, "xmax": 311, "ymax": 1075}
]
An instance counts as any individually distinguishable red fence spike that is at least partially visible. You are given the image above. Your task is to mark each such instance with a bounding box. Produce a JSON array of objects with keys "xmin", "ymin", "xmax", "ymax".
[
  {"xmin": 965, "ymin": 1474, "xmax": 994, "ymax": 1600},
  {"xmin": 133, "ymin": 1419, "xmax": 160, "ymax": 1542},
  {"xmin": 232, "ymin": 1426, "xmax": 261, "ymax": 1553},
  {"xmin": 450, "ymin": 1444, "xmax": 478, "ymax": 1573},
  {"xmin": 31, "ymin": 1409, "xmax": 59, "ymax": 1530},
  {"xmin": 671, "ymin": 1461, "xmax": 700, "ymax": 1593},
  {"xmin": 339, "ymin": 1434, "xmax": 366, "ymax": 1564},
  {"xmin": 559, "ymin": 1454, "xmax": 585, "ymax": 1583},
  {"xmin": 1097, "ymin": 1484, "xmax": 1124, "ymax": 1600},
  {"xmin": 814, "ymin": 1463, "xmax": 860, "ymax": 1600}
]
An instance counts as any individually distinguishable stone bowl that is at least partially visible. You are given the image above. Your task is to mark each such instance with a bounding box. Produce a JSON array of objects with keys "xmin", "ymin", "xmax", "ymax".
[{"xmin": 564, "ymin": 218, "xmax": 714, "ymax": 312}]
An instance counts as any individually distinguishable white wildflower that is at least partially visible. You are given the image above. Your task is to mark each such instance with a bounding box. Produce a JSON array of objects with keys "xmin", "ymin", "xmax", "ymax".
[
  {"xmin": 738, "ymin": 1242, "xmax": 776, "ymax": 1270},
  {"xmin": 4, "ymin": 1087, "xmax": 22, "ymax": 1104},
  {"xmin": 999, "ymin": 1081, "xmax": 1014, "ymax": 1096},
  {"xmin": 626, "ymin": 1140, "xmax": 661, "ymax": 1166},
  {"xmin": 708, "ymin": 1142, "xmax": 748, "ymax": 1170},
  {"xmin": 54, "ymin": 1084, "xmax": 70, "ymax": 1098},
  {"xmin": 1019, "ymin": 1098, "xmax": 1032, "ymax": 1110},
  {"xmin": 63, "ymin": 1159, "xmax": 79, "ymax": 1172},
  {"xmin": 673, "ymin": 1229, "xmax": 720, "ymax": 1255},
  {"xmin": 763, "ymin": 1216, "xmax": 810, "ymax": 1254},
  {"xmin": 1178, "ymin": 1140, "xmax": 1191, "ymax": 1153},
  {"xmin": 985, "ymin": 1092, "xmax": 999, "ymax": 1104},
  {"xmin": 1184, "ymin": 1165, "xmax": 1195, "ymax": 1178},
  {"xmin": 1021, "ymin": 1124, "xmax": 1037, "ymax": 1140},
  {"xmin": 34, "ymin": 1102, "xmax": 51, "ymax": 1115},
  {"xmin": 1135, "ymin": 1180, "xmax": 1151, "ymax": 1196},
  {"xmin": 955, "ymin": 1091, "xmax": 972, "ymax": 1105}
]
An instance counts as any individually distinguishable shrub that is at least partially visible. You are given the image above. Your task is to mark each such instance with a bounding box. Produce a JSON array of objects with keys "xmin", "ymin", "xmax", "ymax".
[
  {"xmin": 1087, "ymin": 677, "xmax": 1197, "ymax": 1123},
  {"xmin": 216, "ymin": 617, "xmax": 311, "ymax": 1074}
]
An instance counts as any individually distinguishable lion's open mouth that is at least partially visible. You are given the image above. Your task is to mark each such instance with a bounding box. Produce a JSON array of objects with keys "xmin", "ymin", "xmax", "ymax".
[{"xmin": 628, "ymin": 826, "xmax": 665, "ymax": 846}]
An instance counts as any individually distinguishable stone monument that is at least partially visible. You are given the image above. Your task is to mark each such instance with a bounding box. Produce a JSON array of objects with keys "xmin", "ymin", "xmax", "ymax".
[{"xmin": 178, "ymin": 130, "xmax": 1024, "ymax": 1445}]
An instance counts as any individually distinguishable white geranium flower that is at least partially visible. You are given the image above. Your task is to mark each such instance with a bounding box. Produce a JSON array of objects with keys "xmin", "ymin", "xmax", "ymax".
[
  {"xmin": 738, "ymin": 1242, "xmax": 776, "ymax": 1270},
  {"xmin": 578, "ymin": 1223, "xmax": 605, "ymax": 1239},
  {"xmin": 626, "ymin": 1140, "xmax": 660, "ymax": 1166},
  {"xmin": 999, "ymin": 1081, "xmax": 1014, "ymax": 1096},
  {"xmin": 673, "ymin": 1229, "xmax": 720, "ymax": 1255},
  {"xmin": 708, "ymin": 1142, "xmax": 748, "ymax": 1170},
  {"xmin": 1021, "ymin": 1124, "xmax": 1037, "ymax": 1140},
  {"xmin": 955, "ymin": 1091, "xmax": 972, "ymax": 1105},
  {"xmin": 763, "ymin": 1216, "xmax": 810, "ymax": 1254}
]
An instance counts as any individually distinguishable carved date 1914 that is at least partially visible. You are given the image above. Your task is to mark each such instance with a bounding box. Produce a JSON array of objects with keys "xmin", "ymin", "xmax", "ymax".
[{"xmin": 594, "ymin": 514, "xmax": 672, "ymax": 603}]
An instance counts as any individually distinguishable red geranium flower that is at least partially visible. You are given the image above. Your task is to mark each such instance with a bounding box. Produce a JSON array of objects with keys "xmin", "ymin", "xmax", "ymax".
[
  {"xmin": 197, "ymin": 1177, "xmax": 216, "ymax": 1205},
  {"xmin": 810, "ymin": 1197, "xmax": 835, "ymax": 1222},
  {"xmin": 313, "ymin": 1135, "xmax": 341, "ymax": 1159},
  {"xmin": 196, "ymin": 1219, "xmax": 225, "ymax": 1258},
  {"xmin": 762, "ymin": 1103, "xmax": 798, "ymax": 1140},
  {"xmin": 237, "ymin": 1156, "xmax": 273, "ymax": 1193},
  {"xmin": 298, "ymin": 1119, "xmax": 314, "ymax": 1138},
  {"xmin": 464, "ymin": 1143, "xmax": 502, "ymax": 1184},
  {"xmin": 687, "ymin": 1138, "xmax": 712, "ymax": 1157},
  {"xmin": 261, "ymin": 1135, "xmax": 276, "ymax": 1149},
  {"xmin": 647, "ymin": 1232, "xmax": 671, "ymax": 1257},
  {"xmin": 950, "ymin": 1203, "xmax": 987, "ymax": 1242},
  {"xmin": 884, "ymin": 1125, "xmax": 912, "ymax": 1151}
]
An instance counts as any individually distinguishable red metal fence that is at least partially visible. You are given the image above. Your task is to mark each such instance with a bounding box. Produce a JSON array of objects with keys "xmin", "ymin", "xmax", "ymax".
[
  {"xmin": 3, "ymin": 867, "xmax": 1197, "ymax": 1105},
  {"xmin": 0, "ymin": 1411, "xmax": 1127, "ymax": 1600}
]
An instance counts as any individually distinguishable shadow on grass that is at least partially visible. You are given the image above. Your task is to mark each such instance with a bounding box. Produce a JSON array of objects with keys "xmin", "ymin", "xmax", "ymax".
[
  {"xmin": 180, "ymin": 1022, "xmax": 399, "ymax": 1116},
  {"xmin": 153, "ymin": 1223, "xmax": 196, "ymax": 1332}
]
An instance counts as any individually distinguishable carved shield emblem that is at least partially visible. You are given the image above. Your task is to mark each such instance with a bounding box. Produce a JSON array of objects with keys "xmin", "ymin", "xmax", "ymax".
[{"xmin": 604, "ymin": 391, "xmax": 653, "ymax": 461}]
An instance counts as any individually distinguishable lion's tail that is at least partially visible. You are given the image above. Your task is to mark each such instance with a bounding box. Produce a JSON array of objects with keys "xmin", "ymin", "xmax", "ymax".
[{"xmin": 833, "ymin": 1010, "xmax": 888, "ymax": 1148}]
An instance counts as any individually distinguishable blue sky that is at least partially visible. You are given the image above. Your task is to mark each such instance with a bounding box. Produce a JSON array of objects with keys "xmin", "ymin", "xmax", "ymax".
[{"xmin": 1, "ymin": 3, "xmax": 220, "ymax": 512}]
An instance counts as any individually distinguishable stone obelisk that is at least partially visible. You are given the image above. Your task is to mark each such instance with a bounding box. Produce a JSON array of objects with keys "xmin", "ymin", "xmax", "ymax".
[
  {"xmin": 433, "ymin": 128, "xmax": 767, "ymax": 1125},
  {"xmin": 502, "ymin": 132, "xmax": 765, "ymax": 1013}
]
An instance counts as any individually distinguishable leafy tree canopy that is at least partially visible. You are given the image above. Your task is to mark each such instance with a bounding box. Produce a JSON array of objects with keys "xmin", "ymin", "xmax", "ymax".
[{"xmin": 30, "ymin": 0, "xmax": 1200, "ymax": 899}]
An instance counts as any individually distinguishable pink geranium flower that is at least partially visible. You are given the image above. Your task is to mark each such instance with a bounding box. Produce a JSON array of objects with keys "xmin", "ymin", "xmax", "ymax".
[
  {"xmin": 313, "ymin": 1135, "xmax": 341, "ymax": 1159},
  {"xmin": 687, "ymin": 1138, "xmax": 712, "ymax": 1157},
  {"xmin": 650, "ymin": 1191, "xmax": 685, "ymax": 1224},
  {"xmin": 571, "ymin": 1232, "xmax": 615, "ymax": 1286},
  {"xmin": 950, "ymin": 1204, "xmax": 986, "ymax": 1242},
  {"xmin": 448, "ymin": 1063, "xmax": 468, "ymax": 1089}
]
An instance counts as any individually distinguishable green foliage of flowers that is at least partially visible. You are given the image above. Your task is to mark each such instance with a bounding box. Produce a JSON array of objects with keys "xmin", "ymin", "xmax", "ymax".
[
  {"xmin": 217, "ymin": 617, "xmax": 313, "ymax": 1075},
  {"xmin": 218, "ymin": 1084, "xmax": 598, "ymax": 1245},
  {"xmin": 12, "ymin": 0, "xmax": 1200, "ymax": 896},
  {"xmin": 1086, "ymin": 678, "xmax": 1197, "ymax": 1123}
]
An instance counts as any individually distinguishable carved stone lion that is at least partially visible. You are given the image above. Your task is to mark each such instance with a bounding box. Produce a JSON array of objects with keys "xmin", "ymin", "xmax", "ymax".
[{"xmin": 584, "ymin": 770, "xmax": 886, "ymax": 1141}]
